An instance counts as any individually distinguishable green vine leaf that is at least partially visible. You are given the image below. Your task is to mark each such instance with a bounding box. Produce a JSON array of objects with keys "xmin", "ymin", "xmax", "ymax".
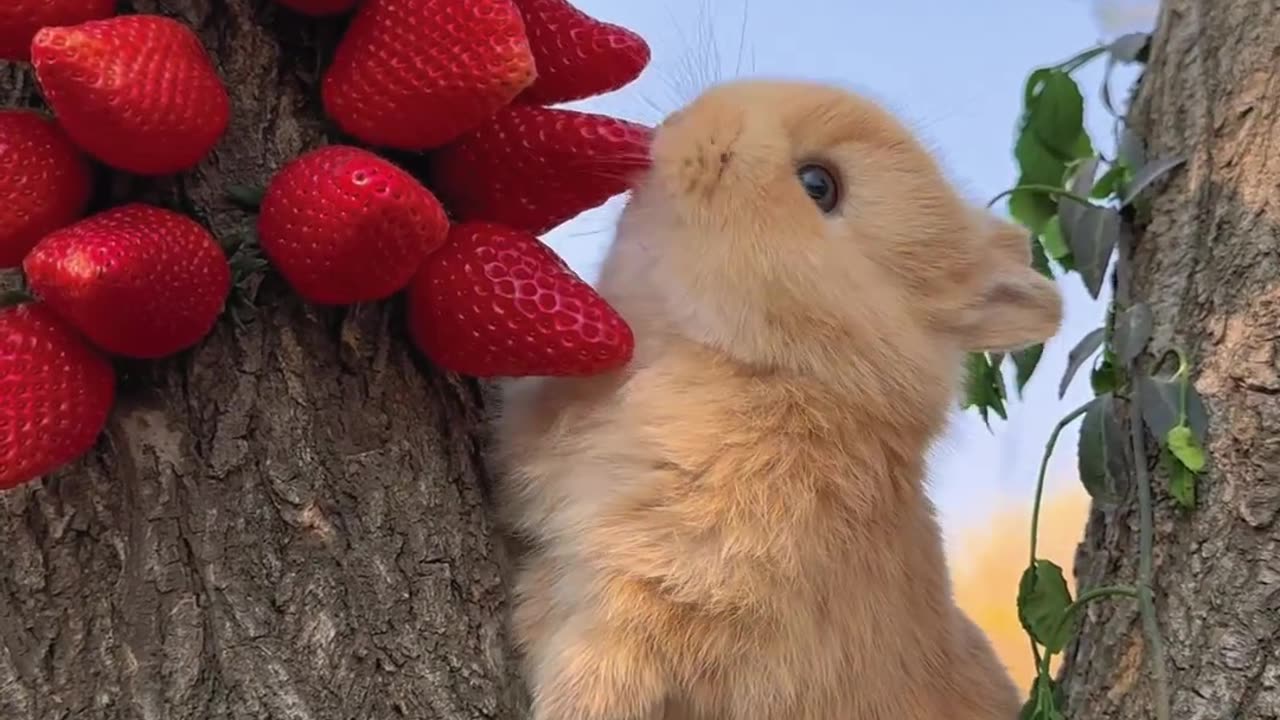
[
  {"xmin": 1040, "ymin": 215, "xmax": 1071, "ymax": 261},
  {"xmin": 1070, "ymin": 131, "xmax": 1094, "ymax": 161},
  {"xmin": 1013, "ymin": 344, "xmax": 1045, "ymax": 394},
  {"xmin": 1186, "ymin": 384, "xmax": 1209, "ymax": 444},
  {"xmin": 1023, "ymin": 68, "xmax": 1053, "ymax": 107},
  {"xmin": 1113, "ymin": 303, "xmax": 1154, "ymax": 365},
  {"xmin": 1166, "ymin": 453, "xmax": 1197, "ymax": 510},
  {"xmin": 964, "ymin": 353, "xmax": 1008, "ymax": 427},
  {"xmin": 1060, "ymin": 201, "xmax": 1121, "ymax": 299},
  {"xmin": 1012, "ymin": 133, "xmax": 1066, "ymax": 233},
  {"xmin": 1068, "ymin": 156, "xmax": 1100, "ymax": 196},
  {"xmin": 1018, "ymin": 560, "xmax": 1077, "ymax": 654},
  {"xmin": 1102, "ymin": 401, "xmax": 1130, "ymax": 493},
  {"xmin": 1137, "ymin": 375, "xmax": 1180, "ymax": 440},
  {"xmin": 1015, "ymin": 123, "xmax": 1067, "ymax": 184},
  {"xmin": 1091, "ymin": 356, "xmax": 1119, "ymax": 395},
  {"xmin": 1121, "ymin": 156, "xmax": 1186, "ymax": 207},
  {"xmin": 1059, "ymin": 327, "xmax": 1105, "ymax": 398},
  {"xmin": 1079, "ymin": 393, "xmax": 1124, "ymax": 503},
  {"xmin": 1166, "ymin": 426, "xmax": 1207, "ymax": 472},
  {"xmin": 1138, "ymin": 372, "xmax": 1209, "ymax": 444},
  {"xmin": 1020, "ymin": 675, "xmax": 1065, "ymax": 720},
  {"xmin": 1042, "ymin": 157, "xmax": 1099, "ymax": 271},
  {"xmin": 1118, "ymin": 126, "xmax": 1147, "ymax": 172},
  {"xmin": 1011, "ymin": 186, "xmax": 1057, "ymax": 236},
  {"xmin": 1030, "ymin": 233, "xmax": 1054, "ymax": 279},
  {"xmin": 1090, "ymin": 164, "xmax": 1128, "ymax": 199},
  {"xmin": 1026, "ymin": 70, "xmax": 1088, "ymax": 160},
  {"xmin": 1010, "ymin": 69, "xmax": 1091, "ymax": 235}
]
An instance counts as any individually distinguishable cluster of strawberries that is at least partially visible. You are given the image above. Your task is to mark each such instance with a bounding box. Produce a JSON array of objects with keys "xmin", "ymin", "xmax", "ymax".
[{"xmin": 0, "ymin": 0, "xmax": 653, "ymax": 490}]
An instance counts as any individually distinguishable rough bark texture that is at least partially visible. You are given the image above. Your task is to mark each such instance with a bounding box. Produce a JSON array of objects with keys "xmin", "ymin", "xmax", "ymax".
[
  {"xmin": 0, "ymin": 2, "xmax": 526, "ymax": 719},
  {"xmin": 1062, "ymin": 1, "xmax": 1280, "ymax": 718}
]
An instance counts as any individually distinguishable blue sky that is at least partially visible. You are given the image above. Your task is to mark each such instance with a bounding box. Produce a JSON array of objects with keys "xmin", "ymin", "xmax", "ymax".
[{"xmin": 541, "ymin": 0, "xmax": 1155, "ymax": 546}]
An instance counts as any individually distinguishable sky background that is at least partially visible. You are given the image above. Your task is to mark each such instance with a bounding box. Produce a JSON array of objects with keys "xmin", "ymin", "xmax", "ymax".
[{"xmin": 540, "ymin": 0, "xmax": 1158, "ymax": 554}]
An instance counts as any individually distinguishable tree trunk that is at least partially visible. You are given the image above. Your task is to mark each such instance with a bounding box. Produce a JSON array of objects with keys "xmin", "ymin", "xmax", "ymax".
[
  {"xmin": 1062, "ymin": 0, "xmax": 1280, "ymax": 717},
  {"xmin": 0, "ymin": 2, "xmax": 526, "ymax": 719}
]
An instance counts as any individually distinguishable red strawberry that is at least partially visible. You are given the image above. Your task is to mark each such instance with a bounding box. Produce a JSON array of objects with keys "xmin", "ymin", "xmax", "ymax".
[
  {"xmin": 31, "ymin": 14, "xmax": 230, "ymax": 175},
  {"xmin": 0, "ymin": 0, "xmax": 115, "ymax": 62},
  {"xmin": 276, "ymin": 0, "xmax": 360, "ymax": 15},
  {"xmin": 407, "ymin": 222, "xmax": 634, "ymax": 377},
  {"xmin": 322, "ymin": 0, "xmax": 536, "ymax": 150},
  {"xmin": 430, "ymin": 105, "xmax": 651, "ymax": 235},
  {"xmin": 23, "ymin": 203, "xmax": 231, "ymax": 359},
  {"xmin": 0, "ymin": 110, "xmax": 93, "ymax": 268},
  {"xmin": 257, "ymin": 145, "xmax": 450, "ymax": 305},
  {"xmin": 0, "ymin": 302, "xmax": 115, "ymax": 490},
  {"xmin": 512, "ymin": 0, "xmax": 649, "ymax": 105}
]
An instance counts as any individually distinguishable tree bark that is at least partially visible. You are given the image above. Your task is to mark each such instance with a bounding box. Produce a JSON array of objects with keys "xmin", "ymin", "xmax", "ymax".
[
  {"xmin": 1062, "ymin": 1, "xmax": 1280, "ymax": 717},
  {"xmin": 0, "ymin": 2, "xmax": 525, "ymax": 719}
]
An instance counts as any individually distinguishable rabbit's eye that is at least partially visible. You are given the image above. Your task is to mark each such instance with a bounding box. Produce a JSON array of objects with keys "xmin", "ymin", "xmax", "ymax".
[{"xmin": 797, "ymin": 163, "xmax": 840, "ymax": 213}]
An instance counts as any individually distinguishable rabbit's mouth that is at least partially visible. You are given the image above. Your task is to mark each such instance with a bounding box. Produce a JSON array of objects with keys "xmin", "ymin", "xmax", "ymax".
[{"xmin": 649, "ymin": 104, "xmax": 748, "ymax": 201}]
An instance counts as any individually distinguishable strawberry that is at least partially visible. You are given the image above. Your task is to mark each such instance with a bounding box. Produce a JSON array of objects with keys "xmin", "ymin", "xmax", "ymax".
[
  {"xmin": 23, "ymin": 203, "xmax": 231, "ymax": 359},
  {"xmin": 430, "ymin": 105, "xmax": 651, "ymax": 235},
  {"xmin": 322, "ymin": 0, "xmax": 536, "ymax": 150},
  {"xmin": 276, "ymin": 0, "xmax": 360, "ymax": 15},
  {"xmin": 407, "ymin": 222, "xmax": 634, "ymax": 377},
  {"xmin": 0, "ymin": 0, "xmax": 115, "ymax": 62},
  {"xmin": 0, "ymin": 110, "xmax": 93, "ymax": 268},
  {"xmin": 31, "ymin": 14, "xmax": 230, "ymax": 175},
  {"xmin": 257, "ymin": 145, "xmax": 450, "ymax": 305},
  {"xmin": 512, "ymin": 0, "xmax": 649, "ymax": 105},
  {"xmin": 0, "ymin": 302, "xmax": 115, "ymax": 490}
]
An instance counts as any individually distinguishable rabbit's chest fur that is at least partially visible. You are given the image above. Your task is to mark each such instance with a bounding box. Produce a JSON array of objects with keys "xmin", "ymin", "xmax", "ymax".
[{"xmin": 496, "ymin": 344, "xmax": 1020, "ymax": 718}]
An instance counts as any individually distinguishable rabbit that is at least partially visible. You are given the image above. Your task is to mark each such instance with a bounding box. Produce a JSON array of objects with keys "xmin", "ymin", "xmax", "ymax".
[{"xmin": 491, "ymin": 78, "xmax": 1063, "ymax": 720}]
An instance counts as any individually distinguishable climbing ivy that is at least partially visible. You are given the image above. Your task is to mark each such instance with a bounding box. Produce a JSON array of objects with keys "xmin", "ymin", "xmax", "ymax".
[{"xmin": 961, "ymin": 32, "xmax": 1208, "ymax": 720}]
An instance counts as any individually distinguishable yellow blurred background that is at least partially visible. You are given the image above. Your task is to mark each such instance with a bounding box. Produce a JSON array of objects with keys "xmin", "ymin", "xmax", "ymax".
[{"xmin": 948, "ymin": 480, "xmax": 1091, "ymax": 692}]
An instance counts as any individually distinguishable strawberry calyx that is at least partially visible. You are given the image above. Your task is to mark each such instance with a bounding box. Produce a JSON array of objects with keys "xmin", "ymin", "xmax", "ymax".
[
  {"xmin": 224, "ymin": 230, "xmax": 269, "ymax": 328},
  {"xmin": 226, "ymin": 185, "xmax": 266, "ymax": 211},
  {"xmin": 0, "ymin": 288, "xmax": 35, "ymax": 309}
]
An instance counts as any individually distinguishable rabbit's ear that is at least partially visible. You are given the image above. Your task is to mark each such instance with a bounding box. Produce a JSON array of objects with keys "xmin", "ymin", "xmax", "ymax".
[
  {"xmin": 952, "ymin": 262, "xmax": 1063, "ymax": 352},
  {"xmin": 946, "ymin": 216, "xmax": 1063, "ymax": 352}
]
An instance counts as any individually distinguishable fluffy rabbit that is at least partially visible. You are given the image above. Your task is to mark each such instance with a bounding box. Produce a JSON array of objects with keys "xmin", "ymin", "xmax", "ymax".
[{"xmin": 493, "ymin": 79, "xmax": 1063, "ymax": 720}]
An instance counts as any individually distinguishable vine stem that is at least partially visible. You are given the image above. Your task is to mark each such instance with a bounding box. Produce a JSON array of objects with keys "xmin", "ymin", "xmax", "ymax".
[
  {"xmin": 1054, "ymin": 44, "xmax": 1109, "ymax": 74},
  {"xmin": 1030, "ymin": 399, "xmax": 1094, "ymax": 564},
  {"xmin": 986, "ymin": 184, "xmax": 1095, "ymax": 210},
  {"xmin": 1072, "ymin": 584, "xmax": 1141, "ymax": 605},
  {"xmin": 1025, "ymin": 399, "xmax": 1113, "ymax": 683},
  {"xmin": 1053, "ymin": 585, "xmax": 1142, "ymax": 647},
  {"xmin": 1129, "ymin": 369, "xmax": 1172, "ymax": 720},
  {"xmin": 1117, "ymin": 219, "xmax": 1173, "ymax": 720}
]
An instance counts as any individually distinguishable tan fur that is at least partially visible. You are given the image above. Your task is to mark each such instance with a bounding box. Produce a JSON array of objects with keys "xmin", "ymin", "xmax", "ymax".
[{"xmin": 493, "ymin": 79, "xmax": 1063, "ymax": 719}]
